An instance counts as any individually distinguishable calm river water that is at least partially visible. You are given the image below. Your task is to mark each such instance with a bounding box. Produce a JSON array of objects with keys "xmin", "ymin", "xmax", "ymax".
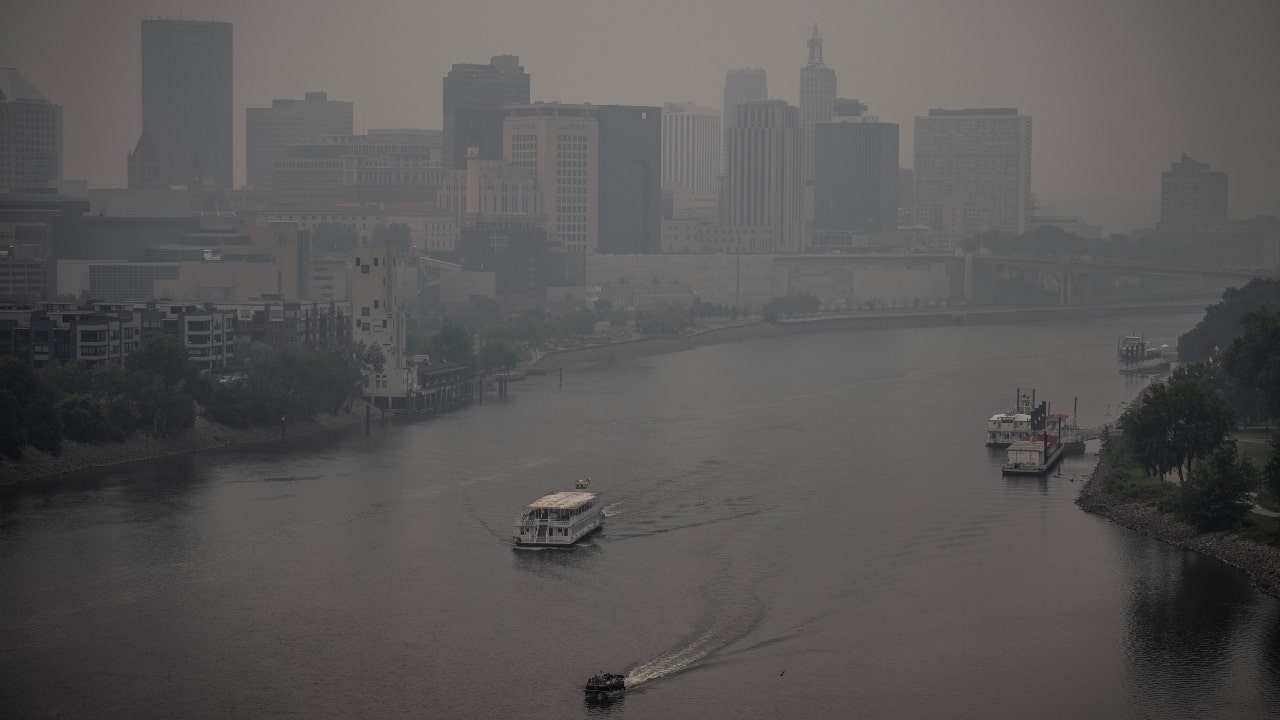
[{"xmin": 3, "ymin": 314, "xmax": 1279, "ymax": 719}]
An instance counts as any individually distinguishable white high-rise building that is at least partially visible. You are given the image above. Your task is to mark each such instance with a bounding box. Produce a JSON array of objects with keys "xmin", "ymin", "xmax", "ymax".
[
  {"xmin": 721, "ymin": 100, "xmax": 805, "ymax": 253},
  {"xmin": 913, "ymin": 108, "xmax": 1032, "ymax": 241},
  {"xmin": 246, "ymin": 92, "xmax": 353, "ymax": 190},
  {"xmin": 0, "ymin": 68, "xmax": 63, "ymax": 189},
  {"xmin": 662, "ymin": 102, "xmax": 720, "ymax": 220}
]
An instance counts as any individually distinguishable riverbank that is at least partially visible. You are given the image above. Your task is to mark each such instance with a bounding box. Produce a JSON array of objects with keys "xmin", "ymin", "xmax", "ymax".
[
  {"xmin": 0, "ymin": 407, "xmax": 366, "ymax": 487},
  {"xmin": 529, "ymin": 320, "xmax": 784, "ymax": 372},
  {"xmin": 1076, "ymin": 452, "xmax": 1280, "ymax": 600}
]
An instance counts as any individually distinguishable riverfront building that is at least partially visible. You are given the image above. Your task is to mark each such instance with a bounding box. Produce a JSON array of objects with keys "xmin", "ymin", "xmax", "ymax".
[
  {"xmin": 351, "ymin": 245, "xmax": 411, "ymax": 405},
  {"xmin": 0, "ymin": 68, "xmax": 63, "ymax": 190},
  {"xmin": 442, "ymin": 55, "xmax": 530, "ymax": 170},
  {"xmin": 1159, "ymin": 153, "xmax": 1228, "ymax": 232},
  {"xmin": 246, "ymin": 92, "xmax": 354, "ymax": 190},
  {"xmin": 913, "ymin": 108, "xmax": 1032, "ymax": 242},
  {"xmin": 141, "ymin": 19, "xmax": 233, "ymax": 188}
]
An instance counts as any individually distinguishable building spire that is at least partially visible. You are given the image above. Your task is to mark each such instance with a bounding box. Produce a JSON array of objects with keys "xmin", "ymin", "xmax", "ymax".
[{"xmin": 807, "ymin": 23, "xmax": 824, "ymax": 67}]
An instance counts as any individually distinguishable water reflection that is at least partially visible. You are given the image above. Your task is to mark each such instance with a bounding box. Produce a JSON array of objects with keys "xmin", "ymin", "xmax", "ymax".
[
  {"xmin": 583, "ymin": 690, "xmax": 626, "ymax": 714},
  {"xmin": 1125, "ymin": 546, "xmax": 1251, "ymax": 714}
]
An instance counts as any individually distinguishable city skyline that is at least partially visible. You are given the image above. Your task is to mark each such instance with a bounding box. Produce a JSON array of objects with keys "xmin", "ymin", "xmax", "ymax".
[{"xmin": 2, "ymin": 0, "xmax": 1278, "ymax": 231}]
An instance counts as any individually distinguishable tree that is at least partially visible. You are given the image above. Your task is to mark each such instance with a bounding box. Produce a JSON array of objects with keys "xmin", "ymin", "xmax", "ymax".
[
  {"xmin": 1119, "ymin": 365, "xmax": 1235, "ymax": 481},
  {"xmin": 57, "ymin": 394, "xmax": 110, "ymax": 443},
  {"xmin": 1221, "ymin": 309, "xmax": 1280, "ymax": 420},
  {"xmin": 479, "ymin": 339, "xmax": 520, "ymax": 374},
  {"xmin": 312, "ymin": 222, "xmax": 359, "ymax": 255},
  {"xmin": 372, "ymin": 223, "xmax": 413, "ymax": 254},
  {"xmin": 1176, "ymin": 440, "xmax": 1258, "ymax": 530},
  {"xmin": 431, "ymin": 324, "xmax": 474, "ymax": 368},
  {"xmin": 1265, "ymin": 432, "xmax": 1280, "ymax": 543},
  {"xmin": 1179, "ymin": 278, "xmax": 1280, "ymax": 362},
  {"xmin": 0, "ymin": 389, "xmax": 24, "ymax": 459},
  {"xmin": 126, "ymin": 334, "xmax": 198, "ymax": 436},
  {"xmin": 566, "ymin": 309, "xmax": 597, "ymax": 338}
]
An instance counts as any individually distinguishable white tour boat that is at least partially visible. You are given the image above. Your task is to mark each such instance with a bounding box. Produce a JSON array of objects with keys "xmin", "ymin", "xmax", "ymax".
[
  {"xmin": 512, "ymin": 484, "xmax": 604, "ymax": 547},
  {"xmin": 986, "ymin": 389, "xmax": 1037, "ymax": 447}
]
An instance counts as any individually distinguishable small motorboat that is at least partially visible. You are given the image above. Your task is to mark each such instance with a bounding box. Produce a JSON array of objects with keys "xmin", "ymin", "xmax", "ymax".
[{"xmin": 584, "ymin": 672, "xmax": 625, "ymax": 695}]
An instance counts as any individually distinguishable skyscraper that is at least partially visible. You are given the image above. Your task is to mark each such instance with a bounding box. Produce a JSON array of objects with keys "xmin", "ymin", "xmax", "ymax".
[
  {"xmin": 1159, "ymin": 154, "xmax": 1228, "ymax": 231},
  {"xmin": 0, "ymin": 68, "xmax": 63, "ymax": 189},
  {"xmin": 597, "ymin": 105, "xmax": 661, "ymax": 254},
  {"xmin": 814, "ymin": 111, "xmax": 899, "ymax": 239},
  {"xmin": 913, "ymin": 108, "xmax": 1032, "ymax": 241},
  {"xmin": 126, "ymin": 130, "xmax": 162, "ymax": 190},
  {"xmin": 503, "ymin": 102, "xmax": 599, "ymax": 257},
  {"xmin": 661, "ymin": 102, "xmax": 720, "ymax": 196},
  {"xmin": 722, "ymin": 68, "xmax": 767, "ymax": 168},
  {"xmin": 141, "ymin": 19, "xmax": 233, "ymax": 188},
  {"xmin": 442, "ymin": 55, "xmax": 530, "ymax": 170},
  {"xmin": 246, "ymin": 92, "xmax": 353, "ymax": 190},
  {"xmin": 799, "ymin": 26, "xmax": 837, "ymax": 129},
  {"xmin": 800, "ymin": 25, "xmax": 837, "ymax": 224},
  {"xmin": 721, "ymin": 100, "xmax": 805, "ymax": 253}
]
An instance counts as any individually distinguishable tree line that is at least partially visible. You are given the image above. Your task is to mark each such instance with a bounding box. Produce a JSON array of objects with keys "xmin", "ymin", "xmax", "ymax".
[
  {"xmin": 0, "ymin": 334, "xmax": 383, "ymax": 460},
  {"xmin": 1114, "ymin": 279, "xmax": 1280, "ymax": 535}
]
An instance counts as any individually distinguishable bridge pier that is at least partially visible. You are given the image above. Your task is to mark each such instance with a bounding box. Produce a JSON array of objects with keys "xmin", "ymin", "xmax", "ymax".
[{"xmin": 1058, "ymin": 271, "xmax": 1075, "ymax": 307}]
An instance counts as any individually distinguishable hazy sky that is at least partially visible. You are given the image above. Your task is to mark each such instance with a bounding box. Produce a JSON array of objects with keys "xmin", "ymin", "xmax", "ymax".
[{"xmin": 3, "ymin": 0, "xmax": 1278, "ymax": 229}]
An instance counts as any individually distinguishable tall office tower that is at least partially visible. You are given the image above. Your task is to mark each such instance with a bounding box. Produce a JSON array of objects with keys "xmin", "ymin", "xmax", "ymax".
[
  {"xmin": 504, "ymin": 102, "xmax": 599, "ymax": 257},
  {"xmin": 126, "ymin": 130, "xmax": 163, "ymax": 190},
  {"xmin": 141, "ymin": 19, "xmax": 233, "ymax": 188},
  {"xmin": 1159, "ymin": 153, "xmax": 1228, "ymax": 231},
  {"xmin": 813, "ymin": 110, "xmax": 899, "ymax": 239},
  {"xmin": 246, "ymin": 92, "xmax": 353, "ymax": 189},
  {"xmin": 721, "ymin": 100, "xmax": 805, "ymax": 253},
  {"xmin": 597, "ymin": 105, "xmax": 661, "ymax": 254},
  {"xmin": 723, "ymin": 68, "xmax": 767, "ymax": 164},
  {"xmin": 913, "ymin": 108, "xmax": 1032, "ymax": 241},
  {"xmin": 442, "ymin": 55, "xmax": 530, "ymax": 170},
  {"xmin": 799, "ymin": 25, "xmax": 837, "ymax": 222},
  {"xmin": 661, "ymin": 102, "xmax": 720, "ymax": 196},
  {"xmin": 0, "ymin": 68, "xmax": 63, "ymax": 189}
]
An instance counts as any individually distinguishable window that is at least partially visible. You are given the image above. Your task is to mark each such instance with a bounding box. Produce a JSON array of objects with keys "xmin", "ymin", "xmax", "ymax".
[
  {"xmin": 373, "ymin": 300, "xmax": 379, "ymax": 309},
  {"xmin": 361, "ymin": 307, "xmax": 370, "ymax": 317}
]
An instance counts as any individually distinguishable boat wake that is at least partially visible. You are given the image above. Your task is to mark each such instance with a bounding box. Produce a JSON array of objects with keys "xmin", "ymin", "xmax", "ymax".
[
  {"xmin": 602, "ymin": 502, "xmax": 623, "ymax": 517},
  {"xmin": 625, "ymin": 555, "xmax": 765, "ymax": 688}
]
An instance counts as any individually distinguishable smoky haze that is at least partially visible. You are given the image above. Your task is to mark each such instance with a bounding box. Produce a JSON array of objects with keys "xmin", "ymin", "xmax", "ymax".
[{"xmin": 1, "ymin": 0, "xmax": 1278, "ymax": 230}]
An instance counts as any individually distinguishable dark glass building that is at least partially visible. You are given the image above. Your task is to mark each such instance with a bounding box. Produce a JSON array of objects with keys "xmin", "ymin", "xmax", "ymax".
[
  {"xmin": 814, "ymin": 119, "xmax": 899, "ymax": 236},
  {"xmin": 141, "ymin": 19, "xmax": 233, "ymax": 189},
  {"xmin": 442, "ymin": 55, "xmax": 530, "ymax": 170},
  {"xmin": 596, "ymin": 105, "xmax": 661, "ymax": 254}
]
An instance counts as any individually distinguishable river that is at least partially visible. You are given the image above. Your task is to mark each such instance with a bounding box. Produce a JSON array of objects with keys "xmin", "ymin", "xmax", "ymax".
[{"xmin": 2, "ymin": 314, "xmax": 1278, "ymax": 719}]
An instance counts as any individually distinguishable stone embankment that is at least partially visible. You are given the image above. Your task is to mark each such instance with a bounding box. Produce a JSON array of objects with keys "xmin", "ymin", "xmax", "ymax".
[
  {"xmin": 530, "ymin": 321, "xmax": 784, "ymax": 372},
  {"xmin": 0, "ymin": 407, "xmax": 366, "ymax": 486},
  {"xmin": 1077, "ymin": 455, "xmax": 1280, "ymax": 600}
]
